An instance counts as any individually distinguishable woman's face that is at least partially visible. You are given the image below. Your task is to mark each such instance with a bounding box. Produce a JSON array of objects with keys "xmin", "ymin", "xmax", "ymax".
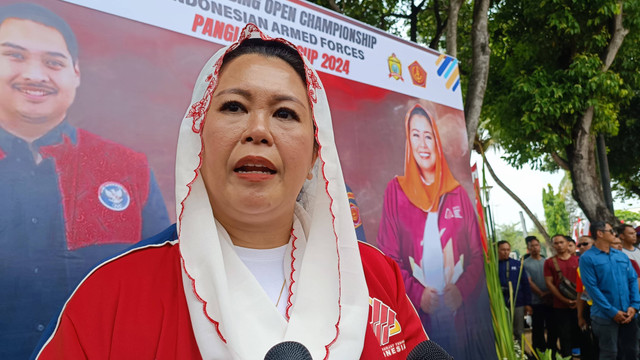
[
  {"xmin": 200, "ymin": 53, "xmax": 316, "ymax": 225},
  {"xmin": 409, "ymin": 114, "xmax": 437, "ymax": 176}
]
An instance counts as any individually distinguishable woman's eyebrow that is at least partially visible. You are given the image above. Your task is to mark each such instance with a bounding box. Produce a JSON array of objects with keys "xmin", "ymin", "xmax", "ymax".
[
  {"xmin": 272, "ymin": 95, "xmax": 305, "ymax": 107},
  {"xmin": 216, "ymin": 89, "xmax": 304, "ymax": 107},
  {"xmin": 216, "ymin": 88, "xmax": 252, "ymax": 99}
]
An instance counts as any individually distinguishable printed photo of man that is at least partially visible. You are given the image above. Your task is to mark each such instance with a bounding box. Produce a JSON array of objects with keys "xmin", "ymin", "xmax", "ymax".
[{"xmin": 0, "ymin": 3, "xmax": 170, "ymax": 358}]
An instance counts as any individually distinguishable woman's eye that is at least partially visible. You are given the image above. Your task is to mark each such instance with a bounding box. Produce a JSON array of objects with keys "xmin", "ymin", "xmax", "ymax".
[
  {"xmin": 274, "ymin": 108, "xmax": 299, "ymax": 121},
  {"xmin": 220, "ymin": 101, "xmax": 244, "ymax": 113}
]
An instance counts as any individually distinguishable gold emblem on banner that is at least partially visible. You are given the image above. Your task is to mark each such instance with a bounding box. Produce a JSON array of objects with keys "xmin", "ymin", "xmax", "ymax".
[
  {"xmin": 408, "ymin": 61, "xmax": 426, "ymax": 87},
  {"xmin": 387, "ymin": 53, "xmax": 403, "ymax": 81}
]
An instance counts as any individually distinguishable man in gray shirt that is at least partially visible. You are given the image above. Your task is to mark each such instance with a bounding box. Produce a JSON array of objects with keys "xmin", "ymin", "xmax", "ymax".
[{"xmin": 523, "ymin": 236, "xmax": 553, "ymax": 353}]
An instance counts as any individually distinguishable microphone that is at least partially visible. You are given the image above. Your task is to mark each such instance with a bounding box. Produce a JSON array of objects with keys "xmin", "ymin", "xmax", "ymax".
[
  {"xmin": 407, "ymin": 340, "xmax": 454, "ymax": 360},
  {"xmin": 264, "ymin": 341, "xmax": 313, "ymax": 360}
]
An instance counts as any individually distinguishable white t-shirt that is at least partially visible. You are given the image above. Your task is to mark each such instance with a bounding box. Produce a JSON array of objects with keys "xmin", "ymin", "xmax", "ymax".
[
  {"xmin": 622, "ymin": 246, "xmax": 640, "ymax": 266},
  {"xmin": 234, "ymin": 244, "xmax": 288, "ymax": 317}
]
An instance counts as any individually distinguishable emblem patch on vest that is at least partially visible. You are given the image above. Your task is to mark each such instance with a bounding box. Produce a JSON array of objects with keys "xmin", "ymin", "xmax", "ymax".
[{"xmin": 98, "ymin": 182, "xmax": 130, "ymax": 211}]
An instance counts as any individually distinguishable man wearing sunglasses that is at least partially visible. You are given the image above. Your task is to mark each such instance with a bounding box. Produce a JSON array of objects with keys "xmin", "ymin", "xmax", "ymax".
[
  {"xmin": 577, "ymin": 236, "xmax": 594, "ymax": 254},
  {"xmin": 580, "ymin": 221, "xmax": 640, "ymax": 360}
]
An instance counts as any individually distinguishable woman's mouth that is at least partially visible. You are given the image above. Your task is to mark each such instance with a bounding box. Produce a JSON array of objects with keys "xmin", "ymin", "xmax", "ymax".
[
  {"xmin": 418, "ymin": 152, "xmax": 431, "ymax": 159},
  {"xmin": 233, "ymin": 156, "xmax": 277, "ymax": 181}
]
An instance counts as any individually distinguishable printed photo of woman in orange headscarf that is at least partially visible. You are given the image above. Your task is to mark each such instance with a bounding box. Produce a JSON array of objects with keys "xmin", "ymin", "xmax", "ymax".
[{"xmin": 377, "ymin": 103, "xmax": 493, "ymax": 360}]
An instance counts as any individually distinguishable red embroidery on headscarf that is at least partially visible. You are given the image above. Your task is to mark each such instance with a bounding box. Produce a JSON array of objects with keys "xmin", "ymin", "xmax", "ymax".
[
  {"xmin": 318, "ymin": 148, "xmax": 342, "ymax": 360},
  {"xmin": 286, "ymin": 228, "xmax": 298, "ymax": 320},
  {"xmin": 179, "ymin": 255, "xmax": 227, "ymax": 343}
]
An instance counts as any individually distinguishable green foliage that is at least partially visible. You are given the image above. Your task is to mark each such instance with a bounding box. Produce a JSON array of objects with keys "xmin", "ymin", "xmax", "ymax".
[
  {"xmin": 532, "ymin": 348, "xmax": 572, "ymax": 360},
  {"xmin": 615, "ymin": 209, "xmax": 640, "ymax": 223},
  {"xmin": 608, "ymin": 97, "xmax": 640, "ymax": 200},
  {"xmin": 311, "ymin": 0, "xmax": 402, "ymax": 32},
  {"xmin": 542, "ymin": 184, "xmax": 570, "ymax": 236},
  {"xmin": 558, "ymin": 173, "xmax": 584, "ymax": 226},
  {"xmin": 485, "ymin": 0, "xmax": 640, "ymax": 170},
  {"xmin": 495, "ymin": 223, "xmax": 527, "ymax": 256}
]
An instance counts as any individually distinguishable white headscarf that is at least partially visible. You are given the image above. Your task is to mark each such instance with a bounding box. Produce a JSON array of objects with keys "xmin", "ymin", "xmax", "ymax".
[{"xmin": 175, "ymin": 24, "xmax": 369, "ymax": 359}]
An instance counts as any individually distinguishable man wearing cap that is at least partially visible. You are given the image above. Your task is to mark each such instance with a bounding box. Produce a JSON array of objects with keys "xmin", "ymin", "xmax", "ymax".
[{"xmin": 0, "ymin": 4, "xmax": 169, "ymax": 358}]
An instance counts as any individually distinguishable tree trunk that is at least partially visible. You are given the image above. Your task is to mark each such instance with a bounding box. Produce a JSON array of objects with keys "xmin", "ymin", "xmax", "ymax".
[
  {"xmin": 569, "ymin": 108, "xmax": 616, "ymax": 223},
  {"xmin": 481, "ymin": 150, "xmax": 551, "ymax": 245},
  {"xmin": 568, "ymin": 1, "xmax": 627, "ymax": 225},
  {"xmin": 464, "ymin": 0, "xmax": 491, "ymax": 152},
  {"xmin": 446, "ymin": 0, "xmax": 463, "ymax": 57}
]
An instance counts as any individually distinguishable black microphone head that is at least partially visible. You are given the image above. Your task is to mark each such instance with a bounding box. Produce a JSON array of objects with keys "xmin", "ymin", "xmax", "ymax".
[
  {"xmin": 264, "ymin": 341, "xmax": 313, "ymax": 360},
  {"xmin": 407, "ymin": 340, "xmax": 454, "ymax": 360}
]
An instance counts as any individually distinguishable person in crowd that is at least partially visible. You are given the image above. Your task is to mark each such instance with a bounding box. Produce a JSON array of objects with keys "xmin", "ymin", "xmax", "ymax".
[
  {"xmin": 576, "ymin": 236, "xmax": 598, "ymax": 360},
  {"xmin": 497, "ymin": 240, "xmax": 532, "ymax": 343},
  {"xmin": 580, "ymin": 221, "xmax": 640, "ymax": 360},
  {"xmin": 619, "ymin": 224, "xmax": 640, "ymax": 264},
  {"xmin": 578, "ymin": 236, "xmax": 594, "ymax": 255},
  {"xmin": 0, "ymin": 4, "xmax": 169, "ymax": 358},
  {"xmin": 523, "ymin": 235, "xmax": 553, "ymax": 353},
  {"xmin": 377, "ymin": 103, "xmax": 493, "ymax": 359},
  {"xmin": 34, "ymin": 24, "xmax": 429, "ymax": 359},
  {"xmin": 544, "ymin": 234, "xmax": 580, "ymax": 358},
  {"xmin": 613, "ymin": 237, "xmax": 624, "ymax": 251},
  {"xmin": 567, "ymin": 237, "xmax": 578, "ymax": 256}
]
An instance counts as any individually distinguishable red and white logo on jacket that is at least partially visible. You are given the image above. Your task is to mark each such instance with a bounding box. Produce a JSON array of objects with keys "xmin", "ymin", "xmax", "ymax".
[{"xmin": 369, "ymin": 297, "xmax": 402, "ymax": 346}]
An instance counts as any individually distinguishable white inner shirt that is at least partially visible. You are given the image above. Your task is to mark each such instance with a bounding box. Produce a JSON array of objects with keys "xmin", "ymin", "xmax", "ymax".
[{"xmin": 234, "ymin": 244, "xmax": 288, "ymax": 317}]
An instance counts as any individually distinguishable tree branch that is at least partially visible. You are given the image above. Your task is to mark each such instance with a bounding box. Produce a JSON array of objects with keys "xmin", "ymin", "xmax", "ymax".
[
  {"xmin": 481, "ymin": 149, "xmax": 551, "ymax": 246},
  {"xmin": 428, "ymin": 0, "xmax": 447, "ymax": 50},
  {"xmin": 326, "ymin": 0, "xmax": 341, "ymax": 13},
  {"xmin": 388, "ymin": 13, "xmax": 411, "ymax": 19},
  {"xmin": 551, "ymin": 151, "xmax": 570, "ymax": 171},
  {"xmin": 416, "ymin": 0, "xmax": 428, "ymax": 10},
  {"xmin": 602, "ymin": 1, "xmax": 628, "ymax": 71}
]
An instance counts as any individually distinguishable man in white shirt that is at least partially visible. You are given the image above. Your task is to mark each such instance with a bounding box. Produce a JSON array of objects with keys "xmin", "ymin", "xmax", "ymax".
[{"xmin": 619, "ymin": 224, "xmax": 640, "ymax": 264}]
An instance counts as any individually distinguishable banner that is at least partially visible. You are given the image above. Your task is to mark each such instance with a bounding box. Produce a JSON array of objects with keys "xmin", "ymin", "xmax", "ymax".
[{"xmin": 0, "ymin": 1, "xmax": 494, "ymax": 358}]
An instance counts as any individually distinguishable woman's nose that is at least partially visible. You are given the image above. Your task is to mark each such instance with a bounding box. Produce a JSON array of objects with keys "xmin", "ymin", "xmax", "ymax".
[
  {"xmin": 241, "ymin": 112, "xmax": 273, "ymax": 145},
  {"xmin": 419, "ymin": 134, "xmax": 428, "ymax": 148}
]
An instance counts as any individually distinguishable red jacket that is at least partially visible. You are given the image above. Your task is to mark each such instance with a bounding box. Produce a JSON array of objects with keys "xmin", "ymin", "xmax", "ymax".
[{"xmin": 36, "ymin": 225, "xmax": 427, "ymax": 359}]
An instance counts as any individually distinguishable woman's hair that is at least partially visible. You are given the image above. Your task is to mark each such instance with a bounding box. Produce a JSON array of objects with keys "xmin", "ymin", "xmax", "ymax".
[
  {"xmin": 407, "ymin": 105, "xmax": 432, "ymax": 128},
  {"xmin": 220, "ymin": 38, "xmax": 307, "ymax": 87}
]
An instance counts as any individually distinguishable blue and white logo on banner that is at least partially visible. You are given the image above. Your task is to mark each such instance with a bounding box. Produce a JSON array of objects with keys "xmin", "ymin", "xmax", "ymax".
[{"xmin": 98, "ymin": 182, "xmax": 130, "ymax": 211}]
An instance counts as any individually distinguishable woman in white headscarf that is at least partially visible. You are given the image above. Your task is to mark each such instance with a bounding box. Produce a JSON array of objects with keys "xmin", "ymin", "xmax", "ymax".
[{"xmin": 34, "ymin": 24, "xmax": 426, "ymax": 359}]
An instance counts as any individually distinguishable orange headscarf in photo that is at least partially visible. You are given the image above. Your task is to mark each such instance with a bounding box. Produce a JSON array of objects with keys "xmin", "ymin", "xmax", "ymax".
[{"xmin": 397, "ymin": 104, "xmax": 459, "ymax": 212}]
